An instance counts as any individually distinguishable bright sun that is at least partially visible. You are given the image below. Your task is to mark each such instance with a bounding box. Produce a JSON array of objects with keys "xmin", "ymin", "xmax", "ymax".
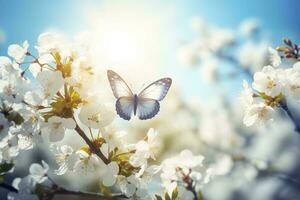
[
  {"xmin": 85, "ymin": 2, "xmax": 171, "ymax": 81},
  {"xmin": 100, "ymin": 26, "xmax": 140, "ymax": 63}
]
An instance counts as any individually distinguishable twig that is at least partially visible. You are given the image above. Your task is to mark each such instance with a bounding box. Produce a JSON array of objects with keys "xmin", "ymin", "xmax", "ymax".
[
  {"xmin": 0, "ymin": 183, "xmax": 18, "ymax": 192},
  {"xmin": 186, "ymin": 182, "xmax": 198, "ymax": 200},
  {"xmin": 54, "ymin": 187, "xmax": 127, "ymax": 199},
  {"xmin": 280, "ymin": 99, "xmax": 300, "ymax": 134},
  {"xmin": 74, "ymin": 122, "xmax": 110, "ymax": 164},
  {"xmin": 217, "ymin": 52, "xmax": 253, "ymax": 79}
]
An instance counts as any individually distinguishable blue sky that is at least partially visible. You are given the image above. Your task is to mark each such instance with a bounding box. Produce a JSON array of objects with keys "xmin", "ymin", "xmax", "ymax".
[
  {"xmin": 0, "ymin": 0, "xmax": 299, "ymax": 101},
  {"xmin": 1, "ymin": 0, "xmax": 299, "ymax": 52}
]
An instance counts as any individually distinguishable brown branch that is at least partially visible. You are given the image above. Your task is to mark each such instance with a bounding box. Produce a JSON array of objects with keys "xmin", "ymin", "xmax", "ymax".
[
  {"xmin": 0, "ymin": 183, "xmax": 18, "ymax": 192},
  {"xmin": 74, "ymin": 123, "xmax": 110, "ymax": 164},
  {"xmin": 280, "ymin": 99, "xmax": 300, "ymax": 134},
  {"xmin": 54, "ymin": 187, "xmax": 127, "ymax": 199}
]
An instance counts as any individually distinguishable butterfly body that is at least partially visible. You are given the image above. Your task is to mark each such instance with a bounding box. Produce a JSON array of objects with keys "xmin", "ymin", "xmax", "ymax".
[
  {"xmin": 107, "ymin": 70, "xmax": 172, "ymax": 120},
  {"xmin": 133, "ymin": 94, "xmax": 138, "ymax": 115}
]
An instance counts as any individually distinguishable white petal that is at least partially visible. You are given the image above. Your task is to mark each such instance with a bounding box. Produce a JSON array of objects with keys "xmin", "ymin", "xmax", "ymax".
[
  {"xmin": 61, "ymin": 145, "xmax": 73, "ymax": 154},
  {"xmin": 243, "ymin": 113, "xmax": 258, "ymax": 127},
  {"xmin": 29, "ymin": 163, "xmax": 44, "ymax": 176},
  {"xmin": 8, "ymin": 44, "xmax": 25, "ymax": 61},
  {"xmin": 49, "ymin": 130, "xmax": 65, "ymax": 142},
  {"xmin": 63, "ymin": 118, "xmax": 76, "ymax": 129},
  {"xmin": 102, "ymin": 174, "xmax": 116, "ymax": 187},
  {"xmin": 108, "ymin": 162, "xmax": 119, "ymax": 175}
]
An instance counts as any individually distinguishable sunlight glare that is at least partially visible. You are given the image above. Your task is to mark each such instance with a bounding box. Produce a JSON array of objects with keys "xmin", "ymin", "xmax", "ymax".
[{"xmin": 85, "ymin": 2, "xmax": 171, "ymax": 85}]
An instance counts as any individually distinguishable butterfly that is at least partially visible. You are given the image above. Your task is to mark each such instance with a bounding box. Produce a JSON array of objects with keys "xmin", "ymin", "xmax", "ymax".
[{"xmin": 107, "ymin": 70, "xmax": 172, "ymax": 120}]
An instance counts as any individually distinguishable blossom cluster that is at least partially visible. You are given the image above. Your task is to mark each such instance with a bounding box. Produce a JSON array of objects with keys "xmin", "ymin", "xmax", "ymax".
[
  {"xmin": 177, "ymin": 17, "xmax": 269, "ymax": 83},
  {"xmin": 0, "ymin": 32, "xmax": 213, "ymax": 199},
  {"xmin": 240, "ymin": 42, "xmax": 300, "ymax": 129},
  {"xmin": 174, "ymin": 18, "xmax": 300, "ymax": 200}
]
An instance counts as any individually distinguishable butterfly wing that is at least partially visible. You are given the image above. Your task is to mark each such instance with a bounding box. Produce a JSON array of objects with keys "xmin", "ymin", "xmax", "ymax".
[
  {"xmin": 137, "ymin": 98, "xmax": 160, "ymax": 120},
  {"xmin": 107, "ymin": 70, "xmax": 133, "ymax": 98},
  {"xmin": 116, "ymin": 97, "xmax": 135, "ymax": 120},
  {"xmin": 138, "ymin": 78, "xmax": 172, "ymax": 101}
]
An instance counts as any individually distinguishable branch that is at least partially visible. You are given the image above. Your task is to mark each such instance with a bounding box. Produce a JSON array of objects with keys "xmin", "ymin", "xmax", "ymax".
[
  {"xmin": 54, "ymin": 187, "xmax": 127, "ymax": 199},
  {"xmin": 217, "ymin": 52, "xmax": 253, "ymax": 79},
  {"xmin": 0, "ymin": 183, "xmax": 18, "ymax": 192},
  {"xmin": 280, "ymin": 99, "xmax": 300, "ymax": 134},
  {"xmin": 186, "ymin": 182, "xmax": 198, "ymax": 200},
  {"xmin": 74, "ymin": 123, "xmax": 110, "ymax": 164}
]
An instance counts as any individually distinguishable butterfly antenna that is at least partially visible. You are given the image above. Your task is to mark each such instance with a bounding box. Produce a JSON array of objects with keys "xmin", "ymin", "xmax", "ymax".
[{"xmin": 138, "ymin": 83, "xmax": 146, "ymax": 93}]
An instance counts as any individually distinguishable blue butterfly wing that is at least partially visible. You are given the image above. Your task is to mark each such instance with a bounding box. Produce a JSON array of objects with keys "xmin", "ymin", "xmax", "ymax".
[
  {"xmin": 108, "ymin": 70, "xmax": 172, "ymax": 120},
  {"xmin": 107, "ymin": 70, "xmax": 133, "ymax": 98},
  {"xmin": 137, "ymin": 98, "xmax": 160, "ymax": 120},
  {"xmin": 138, "ymin": 78, "xmax": 172, "ymax": 101},
  {"xmin": 136, "ymin": 78, "xmax": 171, "ymax": 120},
  {"xmin": 116, "ymin": 97, "xmax": 134, "ymax": 120}
]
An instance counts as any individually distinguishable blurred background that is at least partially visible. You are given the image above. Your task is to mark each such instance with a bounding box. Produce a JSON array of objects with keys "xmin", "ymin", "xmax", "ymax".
[{"xmin": 1, "ymin": 0, "xmax": 300, "ymax": 199}]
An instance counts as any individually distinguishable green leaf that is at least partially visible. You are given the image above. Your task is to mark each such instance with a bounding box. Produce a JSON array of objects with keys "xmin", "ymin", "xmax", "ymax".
[
  {"xmin": 171, "ymin": 187, "xmax": 178, "ymax": 200},
  {"xmin": 197, "ymin": 191, "xmax": 204, "ymax": 200},
  {"xmin": 0, "ymin": 163, "xmax": 14, "ymax": 175},
  {"xmin": 165, "ymin": 192, "xmax": 171, "ymax": 200},
  {"xmin": 34, "ymin": 183, "xmax": 45, "ymax": 199},
  {"xmin": 6, "ymin": 111, "xmax": 24, "ymax": 125},
  {"xmin": 155, "ymin": 194, "xmax": 163, "ymax": 200},
  {"xmin": 0, "ymin": 175, "xmax": 4, "ymax": 183}
]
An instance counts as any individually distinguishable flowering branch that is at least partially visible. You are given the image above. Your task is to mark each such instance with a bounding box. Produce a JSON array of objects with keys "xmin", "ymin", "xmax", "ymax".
[
  {"xmin": 280, "ymin": 99, "xmax": 300, "ymax": 134},
  {"xmin": 52, "ymin": 185, "xmax": 127, "ymax": 199},
  {"xmin": 74, "ymin": 123, "xmax": 110, "ymax": 164},
  {"xmin": 186, "ymin": 184, "xmax": 198, "ymax": 200}
]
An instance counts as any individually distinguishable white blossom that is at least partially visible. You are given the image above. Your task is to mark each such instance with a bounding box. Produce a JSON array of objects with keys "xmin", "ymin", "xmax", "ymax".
[
  {"xmin": 117, "ymin": 175, "xmax": 137, "ymax": 197},
  {"xmin": 17, "ymin": 135, "xmax": 34, "ymax": 150},
  {"xmin": 79, "ymin": 103, "xmax": 115, "ymax": 129},
  {"xmin": 282, "ymin": 63, "xmax": 300, "ymax": 100},
  {"xmin": 240, "ymin": 80, "xmax": 254, "ymax": 108},
  {"xmin": 238, "ymin": 41, "xmax": 269, "ymax": 71},
  {"xmin": 74, "ymin": 150, "xmax": 100, "ymax": 173},
  {"xmin": 100, "ymin": 161, "xmax": 119, "ymax": 187},
  {"xmin": 0, "ymin": 134, "xmax": 19, "ymax": 163},
  {"xmin": 243, "ymin": 103, "xmax": 275, "ymax": 127},
  {"xmin": 136, "ymin": 164, "xmax": 161, "ymax": 188},
  {"xmin": 102, "ymin": 129, "xmax": 127, "ymax": 150},
  {"xmin": 201, "ymin": 57, "xmax": 219, "ymax": 83},
  {"xmin": 23, "ymin": 91, "xmax": 44, "ymax": 106},
  {"xmin": 209, "ymin": 154, "xmax": 234, "ymax": 175},
  {"xmin": 36, "ymin": 32, "xmax": 68, "ymax": 56},
  {"xmin": 268, "ymin": 47, "xmax": 281, "ymax": 67},
  {"xmin": 0, "ymin": 74, "xmax": 27, "ymax": 103},
  {"xmin": 129, "ymin": 128, "xmax": 159, "ymax": 167},
  {"xmin": 8, "ymin": 41, "xmax": 29, "ymax": 63},
  {"xmin": 29, "ymin": 160, "xmax": 49, "ymax": 183},
  {"xmin": 0, "ymin": 56, "xmax": 17, "ymax": 77},
  {"xmin": 36, "ymin": 70, "xmax": 64, "ymax": 98},
  {"xmin": 51, "ymin": 144, "xmax": 76, "ymax": 175},
  {"xmin": 252, "ymin": 66, "xmax": 282, "ymax": 97},
  {"xmin": 208, "ymin": 28, "xmax": 235, "ymax": 51},
  {"xmin": 117, "ymin": 174, "xmax": 151, "ymax": 198},
  {"xmin": 42, "ymin": 116, "xmax": 76, "ymax": 142},
  {"xmin": 239, "ymin": 19, "xmax": 260, "ymax": 37},
  {"xmin": 28, "ymin": 63, "xmax": 41, "ymax": 77},
  {"xmin": 8, "ymin": 176, "xmax": 38, "ymax": 200},
  {"xmin": 177, "ymin": 186, "xmax": 195, "ymax": 200},
  {"xmin": 160, "ymin": 150, "xmax": 212, "ymax": 195}
]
